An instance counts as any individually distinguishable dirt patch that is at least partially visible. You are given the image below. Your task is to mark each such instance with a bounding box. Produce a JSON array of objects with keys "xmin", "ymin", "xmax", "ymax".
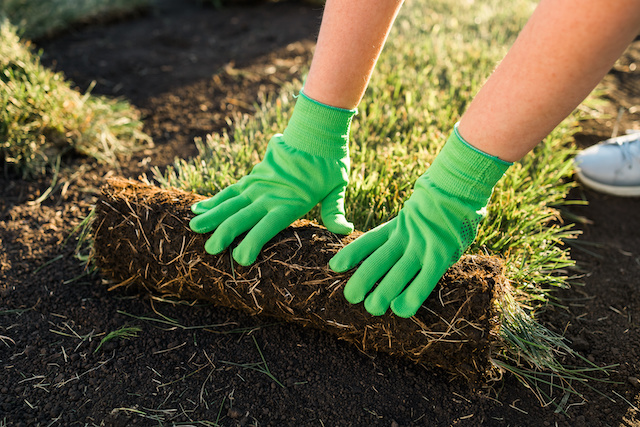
[
  {"xmin": 1, "ymin": 1, "xmax": 640, "ymax": 426},
  {"xmin": 38, "ymin": 0, "xmax": 320, "ymax": 174}
]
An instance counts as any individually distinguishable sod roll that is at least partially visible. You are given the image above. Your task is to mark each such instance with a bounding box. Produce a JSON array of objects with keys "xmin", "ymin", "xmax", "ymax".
[{"xmin": 93, "ymin": 178, "xmax": 507, "ymax": 381}]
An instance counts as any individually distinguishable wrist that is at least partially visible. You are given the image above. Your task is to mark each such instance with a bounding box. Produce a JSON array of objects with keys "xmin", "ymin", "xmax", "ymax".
[
  {"xmin": 424, "ymin": 124, "xmax": 512, "ymax": 205},
  {"xmin": 282, "ymin": 90, "xmax": 357, "ymax": 159}
]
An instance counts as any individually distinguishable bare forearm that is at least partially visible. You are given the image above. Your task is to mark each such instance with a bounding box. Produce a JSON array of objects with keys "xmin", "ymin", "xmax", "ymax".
[
  {"xmin": 458, "ymin": 0, "xmax": 640, "ymax": 162},
  {"xmin": 303, "ymin": 0, "xmax": 404, "ymax": 109}
]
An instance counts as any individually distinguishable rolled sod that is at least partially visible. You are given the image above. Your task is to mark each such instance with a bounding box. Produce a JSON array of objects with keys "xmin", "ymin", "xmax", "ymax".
[{"xmin": 93, "ymin": 178, "xmax": 507, "ymax": 380}]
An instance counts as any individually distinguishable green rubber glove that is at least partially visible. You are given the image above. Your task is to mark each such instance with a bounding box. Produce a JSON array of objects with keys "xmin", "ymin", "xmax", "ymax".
[
  {"xmin": 329, "ymin": 125, "xmax": 512, "ymax": 318},
  {"xmin": 190, "ymin": 91, "xmax": 356, "ymax": 266}
]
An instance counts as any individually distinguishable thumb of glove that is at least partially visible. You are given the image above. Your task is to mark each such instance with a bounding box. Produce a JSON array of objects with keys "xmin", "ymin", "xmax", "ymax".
[{"xmin": 320, "ymin": 186, "xmax": 354, "ymax": 235}]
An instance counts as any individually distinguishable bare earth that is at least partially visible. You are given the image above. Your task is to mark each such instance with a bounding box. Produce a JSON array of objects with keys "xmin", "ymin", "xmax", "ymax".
[{"xmin": 1, "ymin": 1, "xmax": 640, "ymax": 425}]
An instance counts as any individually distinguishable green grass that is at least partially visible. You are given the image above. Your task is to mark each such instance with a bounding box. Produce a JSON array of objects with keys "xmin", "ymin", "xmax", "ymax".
[
  {"xmin": 94, "ymin": 325, "xmax": 142, "ymax": 353},
  {"xmin": 0, "ymin": 19, "xmax": 150, "ymax": 177},
  {"xmin": 153, "ymin": 0, "xmax": 605, "ymax": 406},
  {"xmin": 220, "ymin": 336, "xmax": 285, "ymax": 388},
  {"xmin": 0, "ymin": 0, "xmax": 149, "ymax": 40}
]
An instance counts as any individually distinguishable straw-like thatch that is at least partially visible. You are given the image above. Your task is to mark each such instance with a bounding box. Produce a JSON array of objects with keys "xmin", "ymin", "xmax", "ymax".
[{"xmin": 92, "ymin": 178, "xmax": 507, "ymax": 381}]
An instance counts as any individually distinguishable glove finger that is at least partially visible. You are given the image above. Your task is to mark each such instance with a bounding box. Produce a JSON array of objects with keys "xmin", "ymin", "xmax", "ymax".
[
  {"xmin": 364, "ymin": 254, "xmax": 421, "ymax": 316},
  {"xmin": 390, "ymin": 260, "xmax": 447, "ymax": 318},
  {"xmin": 320, "ymin": 186, "xmax": 354, "ymax": 235},
  {"xmin": 232, "ymin": 205, "xmax": 304, "ymax": 266},
  {"xmin": 191, "ymin": 185, "xmax": 240, "ymax": 214},
  {"xmin": 342, "ymin": 239, "xmax": 403, "ymax": 305},
  {"xmin": 189, "ymin": 195, "xmax": 250, "ymax": 234},
  {"xmin": 329, "ymin": 221, "xmax": 393, "ymax": 273},
  {"xmin": 203, "ymin": 204, "xmax": 265, "ymax": 255}
]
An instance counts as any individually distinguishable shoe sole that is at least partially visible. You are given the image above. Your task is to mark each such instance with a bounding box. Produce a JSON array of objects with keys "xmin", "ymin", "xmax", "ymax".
[{"xmin": 575, "ymin": 169, "xmax": 640, "ymax": 197}]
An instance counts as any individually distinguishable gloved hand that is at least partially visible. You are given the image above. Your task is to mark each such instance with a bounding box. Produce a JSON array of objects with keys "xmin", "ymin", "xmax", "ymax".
[
  {"xmin": 329, "ymin": 125, "xmax": 512, "ymax": 318},
  {"xmin": 190, "ymin": 91, "xmax": 357, "ymax": 266}
]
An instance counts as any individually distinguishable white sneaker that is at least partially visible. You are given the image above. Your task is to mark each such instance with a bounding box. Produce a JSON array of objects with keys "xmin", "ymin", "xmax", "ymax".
[{"xmin": 574, "ymin": 131, "xmax": 640, "ymax": 197}]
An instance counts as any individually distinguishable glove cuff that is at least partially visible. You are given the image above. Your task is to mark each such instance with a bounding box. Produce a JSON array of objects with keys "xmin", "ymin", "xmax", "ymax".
[
  {"xmin": 426, "ymin": 123, "xmax": 512, "ymax": 205},
  {"xmin": 282, "ymin": 91, "xmax": 357, "ymax": 159}
]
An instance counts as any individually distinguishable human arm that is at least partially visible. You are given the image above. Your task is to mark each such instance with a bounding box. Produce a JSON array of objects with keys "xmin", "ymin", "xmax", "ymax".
[
  {"xmin": 303, "ymin": 0, "xmax": 404, "ymax": 109},
  {"xmin": 189, "ymin": 0, "xmax": 404, "ymax": 264},
  {"xmin": 459, "ymin": 0, "xmax": 640, "ymax": 161}
]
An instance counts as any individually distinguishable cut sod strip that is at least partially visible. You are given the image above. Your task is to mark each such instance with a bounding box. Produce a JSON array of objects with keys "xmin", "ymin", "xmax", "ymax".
[{"xmin": 93, "ymin": 178, "xmax": 508, "ymax": 381}]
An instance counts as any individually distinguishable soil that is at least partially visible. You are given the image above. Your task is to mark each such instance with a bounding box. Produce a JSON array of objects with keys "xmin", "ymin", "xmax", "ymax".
[{"xmin": 1, "ymin": 1, "xmax": 640, "ymax": 425}]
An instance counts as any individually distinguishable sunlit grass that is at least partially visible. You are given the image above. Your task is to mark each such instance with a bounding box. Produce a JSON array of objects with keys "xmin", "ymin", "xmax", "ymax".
[{"xmin": 0, "ymin": 20, "xmax": 150, "ymax": 177}]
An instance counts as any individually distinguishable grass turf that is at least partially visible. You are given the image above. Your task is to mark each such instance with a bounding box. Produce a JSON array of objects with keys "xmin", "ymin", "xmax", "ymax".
[{"xmin": 0, "ymin": 19, "xmax": 150, "ymax": 177}]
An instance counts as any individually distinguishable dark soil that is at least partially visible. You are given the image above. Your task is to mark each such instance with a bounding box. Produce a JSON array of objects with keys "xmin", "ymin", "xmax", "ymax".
[{"xmin": 1, "ymin": 1, "xmax": 640, "ymax": 425}]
